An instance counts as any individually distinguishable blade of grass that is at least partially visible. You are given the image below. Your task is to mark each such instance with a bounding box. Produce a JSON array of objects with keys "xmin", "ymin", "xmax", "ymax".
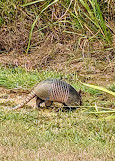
[
  {"xmin": 26, "ymin": 15, "xmax": 39, "ymax": 53},
  {"xmin": 85, "ymin": 111, "xmax": 115, "ymax": 114},
  {"xmin": 26, "ymin": 0, "xmax": 59, "ymax": 53},
  {"xmin": 21, "ymin": 0, "xmax": 45, "ymax": 7},
  {"xmin": 81, "ymin": 82, "xmax": 115, "ymax": 96},
  {"xmin": 94, "ymin": 0, "xmax": 108, "ymax": 39},
  {"xmin": 100, "ymin": 115, "xmax": 115, "ymax": 120},
  {"xmin": 79, "ymin": 0, "xmax": 95, "ymax": 20},
  {"xmin": 73, "ymin": 1, "xmax": 83, "ymax": 28}
]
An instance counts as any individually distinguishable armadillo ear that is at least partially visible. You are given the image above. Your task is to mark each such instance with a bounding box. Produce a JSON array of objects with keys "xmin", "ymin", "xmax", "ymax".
[{"xmin": 78, "ymin": 90, "xmax": 82, "ymax": 97}]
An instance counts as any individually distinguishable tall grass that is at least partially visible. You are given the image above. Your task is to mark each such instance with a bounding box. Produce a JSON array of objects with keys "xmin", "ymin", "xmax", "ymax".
[
  {"xmin": 20, "ymin": 0, "xmax": 112, "ymax": 53},
  {"xmin": 0, "ymin": 0, "xmax": 113, "ymax": 52},
  {"xmin": 22, "ymin": 0, "xmax": 59, "ymax": 53}
]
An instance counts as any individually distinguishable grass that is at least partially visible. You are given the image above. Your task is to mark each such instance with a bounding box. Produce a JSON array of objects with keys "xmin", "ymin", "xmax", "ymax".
[
  {"xmin": 82, "ymin": 82, "xmax": 115, "ymax": 96},
  {"xmin": 0, "ymin": 66, "xmax": 84, "ymax": 89},
  {"xmin": 0, "ymin": 66, "xmax": 63, "ymax": 89},
  {"xmin": 0, "ymin": 108, "xmax": 115, "ymax": 160},
  {"xmin": 24, "ymin": 0, "xmax": 112, "ymax": 53},
  {"xmin": 0, "ymin": 66, "xmax": 108, "ymax": 96},
  {"xmin": 0, "ymin": 1, "xmax": 114, "ymax": 159},
  {"xmin": 109, "ymin": 84, "xmax": 115, "ymax": 93},
  {"xmin": 0, "ymin": 66, "xmax": 115, "ymax": 160}
]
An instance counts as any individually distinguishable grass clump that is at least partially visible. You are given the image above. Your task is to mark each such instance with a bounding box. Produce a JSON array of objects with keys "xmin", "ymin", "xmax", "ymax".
[{"xmin": 109, "ymin": 83, "xmax": 115, "ymax": 93}]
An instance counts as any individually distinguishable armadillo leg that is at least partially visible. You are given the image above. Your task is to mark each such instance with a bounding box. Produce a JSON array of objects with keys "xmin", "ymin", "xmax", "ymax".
[
  {"xmin": 36, "ymin": 97, "xmax": 44, "ymax": 108},
  {"xmin": 63, "ymin": 103, "xmax": 68, "ymax": 106},
  {"xmin": 63, "ymin": 103, "xmax": 77, "ymax": 111},
  {"xmin": 63, "ymin": 103, "xmax": 72, "ymax": 111},
  {"xmin": 45, "ymin": 100, "xmax": 53, "ymax": 107}
]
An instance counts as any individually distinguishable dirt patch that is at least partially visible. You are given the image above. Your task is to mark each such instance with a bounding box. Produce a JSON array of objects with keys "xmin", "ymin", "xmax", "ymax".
[{"xmin": 0, "ymin": 87, "xmax": 36, "ymax": 109}]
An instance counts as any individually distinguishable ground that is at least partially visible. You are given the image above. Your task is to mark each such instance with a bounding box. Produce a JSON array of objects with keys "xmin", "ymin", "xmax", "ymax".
[
  {"xmin": 0, "ymin": 1, "xmax": 115, "ymax": 159},
  {"xmin": 0, "ymin": 42, "xmax": 115, "ymax": 85},
  {"xmin": 0, "ymin": 42, "xmax": 115, "ymax": 161}
]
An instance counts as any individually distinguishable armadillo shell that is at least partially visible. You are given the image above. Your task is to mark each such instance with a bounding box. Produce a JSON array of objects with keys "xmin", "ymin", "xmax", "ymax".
[{"xmin": 49, "ymin": 79, "xmax": 70, "ymax": 103}]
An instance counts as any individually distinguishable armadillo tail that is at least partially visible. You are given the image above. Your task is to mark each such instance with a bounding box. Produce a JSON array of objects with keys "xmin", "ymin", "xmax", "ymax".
[{"xmin": 11, "ymin": 90, "xmax": 36, "ymax": 110}]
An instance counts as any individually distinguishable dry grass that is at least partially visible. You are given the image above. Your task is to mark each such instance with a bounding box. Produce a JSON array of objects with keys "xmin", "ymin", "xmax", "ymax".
[
  {"xmin": 0, "ymin": 107, "xmax": 115, "ymax": 161},
  {"xmin": 0, "ymin": 19, "xmax": 44, "ymax": 54},
  {"xmin": 0, "ymin": 0, "xmax": 115, "ymax": 55},
  {"xmin": 0, "ymin": 145, "xmax": 114, "ymax": 161}
]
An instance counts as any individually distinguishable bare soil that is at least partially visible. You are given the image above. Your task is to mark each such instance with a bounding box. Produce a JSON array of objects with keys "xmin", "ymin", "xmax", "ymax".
[{"xmin": 0, "ymin": 87, "xmax": 36, "ymax": 109}]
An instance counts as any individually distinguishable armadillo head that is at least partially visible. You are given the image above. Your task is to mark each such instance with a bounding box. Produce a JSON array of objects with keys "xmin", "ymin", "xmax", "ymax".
[
  {"xmin": 66, "ymin": 88, "xmax": 82, "ymax": 106},
  {"xmin": 73, "ymin": 90, "xmax": 82, "ymax": 106}
]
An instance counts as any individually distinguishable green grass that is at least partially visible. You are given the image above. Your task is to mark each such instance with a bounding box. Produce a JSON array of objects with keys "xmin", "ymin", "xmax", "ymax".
[
  {"xmin": 0, "ymin": 0, "xmax": 21, "ymax": 25},
  {"xmin": 109, "ymin": 84, "xmax": 115, "ymax": 93},
  {"xmin": 0, "ymin": 66, "xmax": 63, "ymax": 89},
  {"xmin": 0, "ymin": 66, "xmax": 115, "ymax": 160},
  {"xmin": 0, "ymin": 108, "xmax": 115, "ymax": 160},
  {"xmin": 0, "ymin": 66, "xmax": 110, "ymax": 93}
]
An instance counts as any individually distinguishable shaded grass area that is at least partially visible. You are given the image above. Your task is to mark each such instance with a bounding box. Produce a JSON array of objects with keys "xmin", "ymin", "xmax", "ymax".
[{"xmin": 0, "ymin": 108, "xmax": 115, "ymax": 160}]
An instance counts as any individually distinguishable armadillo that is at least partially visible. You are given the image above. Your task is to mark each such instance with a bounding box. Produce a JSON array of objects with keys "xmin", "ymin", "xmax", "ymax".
[{"xmin": 10, "ymin": 79, "xmax": 82, "ymax": 110}]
